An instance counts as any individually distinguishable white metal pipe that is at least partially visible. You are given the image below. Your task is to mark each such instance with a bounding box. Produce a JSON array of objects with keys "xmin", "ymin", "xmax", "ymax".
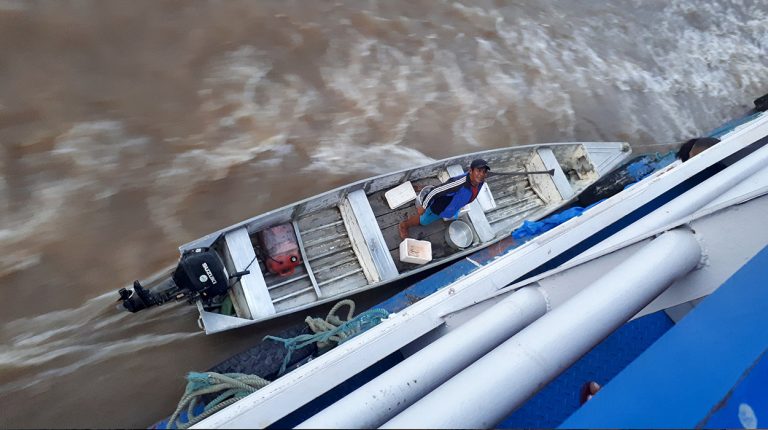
[
  {"xmin": 704, "ymin": 163, "xmax": 768, "ymax": 208},
  {"xmin": 382, "ymin": 229, "xmax": 701, "ymax": 429},
  {"xmin": 297, "ymin": 287, "xmax": 550, "ymax": 429},
  {"xmin": 585, "ymin": 143, "xmax": 768, "ymax": 256}
]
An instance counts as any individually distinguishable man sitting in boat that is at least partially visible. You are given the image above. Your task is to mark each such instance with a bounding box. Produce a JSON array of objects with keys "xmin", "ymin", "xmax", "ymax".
[{"xmin": 399, "ymin": 158, "xmax": 490, "ymax": 240}]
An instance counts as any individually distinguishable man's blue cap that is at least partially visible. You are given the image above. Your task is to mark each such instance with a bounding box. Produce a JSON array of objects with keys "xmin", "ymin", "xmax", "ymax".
[{"xmin": 470, "ymin": 159, "xmax": 490, "ymax": 170}]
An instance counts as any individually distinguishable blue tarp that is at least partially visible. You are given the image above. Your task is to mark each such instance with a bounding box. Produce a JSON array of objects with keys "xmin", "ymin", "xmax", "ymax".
[
  {"xmin": 625, "ymin": 151, "xmax": 677, "ymax": 181},
  {"xmin": 512, "ymin": 204, "xmax": 599, "ymax": 240}
]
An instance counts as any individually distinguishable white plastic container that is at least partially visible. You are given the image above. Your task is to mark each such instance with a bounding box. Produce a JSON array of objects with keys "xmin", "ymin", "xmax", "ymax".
[
  {"xmin": 399, "ymin": 238, "xmax": 432, "ymax": 265},
  {"xmin": 385, "ymin": 181, "xmax": 417, "ymax": 209},
  {"xmin": 477, "ymin": 183, "xmax": 497, "ymax": 212}
]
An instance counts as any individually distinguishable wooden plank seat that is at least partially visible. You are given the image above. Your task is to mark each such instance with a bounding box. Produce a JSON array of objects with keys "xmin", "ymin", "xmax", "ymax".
[
  {"xmin": 339, "ymin": 189, "xmax": 399, "ymax": 283},
  {"xmin": 526, "ymin": 148, "xmax": 574, "ymax": 202},
  {"xmin": 222, "ymin": 227, "xmax": 276, "ymax": 319}
]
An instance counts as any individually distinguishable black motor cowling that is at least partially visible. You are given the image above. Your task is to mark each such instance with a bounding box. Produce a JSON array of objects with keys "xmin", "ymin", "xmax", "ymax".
[
  {"xmin": 118, "ymin": 247, "xmax": 231, "ymax": 313},
  {"xmin": 172, "ymin": 248, "xmax": 230, "ymax": 299}
]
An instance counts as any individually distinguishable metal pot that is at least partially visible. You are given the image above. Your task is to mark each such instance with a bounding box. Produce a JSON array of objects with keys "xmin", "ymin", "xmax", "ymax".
[{"xmin": 445, "ymin": 220, "xmax": 474, "ymax": 249}]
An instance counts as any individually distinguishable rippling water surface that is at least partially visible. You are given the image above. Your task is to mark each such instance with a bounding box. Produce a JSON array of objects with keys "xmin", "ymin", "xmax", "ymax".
[{"xmin": 1, "ymin": 0, "xmax": 766, "ymax": 427}]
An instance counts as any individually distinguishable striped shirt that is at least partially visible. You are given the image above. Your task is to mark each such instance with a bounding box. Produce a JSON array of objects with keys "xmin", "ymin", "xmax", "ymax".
[{"xmin": 421, "ymin": 173, "xmax": 484, "ymax": 218}]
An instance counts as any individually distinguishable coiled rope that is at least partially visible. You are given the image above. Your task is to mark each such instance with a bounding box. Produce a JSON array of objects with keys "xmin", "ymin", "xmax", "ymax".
[
  {"xmin": 165, "ymin": 300, "xmax": 388, "ymax": 428},
  {"xmin": 168, "ymin": 371, "xmax": 270, "ymax": 429},
  {"xmin": 265, "ymin": 299, "xmax": 389, "ymax": 376}
]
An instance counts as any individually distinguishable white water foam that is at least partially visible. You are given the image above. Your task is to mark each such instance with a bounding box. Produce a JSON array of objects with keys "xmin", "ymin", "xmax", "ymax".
[
  {"xmin": 2, "ymin": 292, "xmax": 194, "ymax": 346},
  {"xmin": 146, "ymin": 46, "xmax": 320, "ymax": 240},
  {"xmin": 0, "ymin": 331, "xmax": 202, "ymax": 396},
  {"xmin": 52, "ymin": 121, "xmax": 150, "ymax": 173},
  {"xmin": 0, "ymin": 121, "xmax": 154, "ymax": 276},
  {"xmin": 0, "ymin": 291, "xmax": 200, "ymax": 395},
  {"xmin": 437, "ymin": 0, "xmax": 768, "ymax": 145},
  {"xmin": 309, "ymin": 35, "xmax": 443, "ymax": 173},
  {"xmin": 0, "ymin": 179, "xmax": 85, "ymax": 277}
]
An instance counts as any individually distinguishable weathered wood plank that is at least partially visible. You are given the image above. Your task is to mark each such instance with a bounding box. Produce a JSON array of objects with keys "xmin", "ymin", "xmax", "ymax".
[
  {"xmin": 490, "ymin": 193, "xmax": 542, "ymax": 212},
  {"xmin": 480, "ymin": 151, "xmax": 532, "ymax": 171},
  {"xmin": 488, "ymin": 207, "xmax": 543, "ymax": 233},
  {"xmin": 309, "ymin": 248, "xmax": 359, "ymax": 272},
  {"xmin": 466, "ymin": 201, "xmax": 494, "ymax": 242},
  {"xmin": 298, "ymin": 220, "xmax": 346, "ymax": 243},
  {"xmin": 294, "ymin": 189, "xmax": 345, "ymax": 218},
  {"xmin": 303, "ymin": 235, "xmax": 353, "ymax": 259},
  {"xmin": 293, "ymin": 220, "xmax": 322, "ymax": 298},
  {"xmin": 526, "ymin": 149, "xmax": 568, "ymax": 203},
  {"xmin": 314, "ymin": 259, "xmax": 365, "ymax": 285},
  {"xmin": 485, "ymin": 175, "xmax": 529, "ymax": 190},
  {"xmin": 364, "ymin": 171, "xmax": 408, "ymax": 195},
  {"xmin": 318, "ymin": 271, "xmax": 370, "ymax": 299},
  {"xmin": 375, "ymin": 206, "xmax": 412, "ymax": 231},
  {"xmin": 272, "ymin": 288, "xmax": 318, "ymax": 313},
  {"xmin": 312, "ymin": 255, "xmax": 360, "ymax": 276},
  {"xmin": 302, "ymin": 231, "xmax": 348, "ymax": 249},
  {"xmin": 263, "ymin": 264, "xmax": 306, "ymax": 288},
  {"xmin": 296, "ymin": 207, "xmax": 343, "ymax": 232},
  {"xmin": 539, "ymin": 147, "xmax": 574, "ymax": 200},
  {"xmin": 344, "ymin": 189, "xmax": 399, "ymax": 281},
  {"xmin": 267, "ymin": 275, "xmax": 314, "ymax": 301},
  {"xmin": 271, "ymin": 286, "xmax": 316, "ymax": 305},
  {"xmin": 491, "ymin": 193, "xmax": 541, "ymax": 211},
  {"xmin": 267, "ymin": 273, "xmax": 309, "ymax": 291},
  {"xmin": 224, "ymin": 228, "xmax": 276, "ymax": 319},
  {"xmin": 317, "ymin": 267, "xmax": 364, "ymax": 288},
  {"xmin": 486, "ymin": 201, "xmax": 544, "ymax": 224},
  {"xmin": 339, "ymin": 196, "xmax": 380, "ymax": 284},
  {"xmin": 381, "ymin": 215, "xmax": 451, "ymax": 251},
  {"xmin": 367, "ymin": 190, "xmax": 395, "ymax": 216},
  {"xmin": 487, "ymin": 196, "xmax": 542, "ymax": 215},
  {"xmin": 306, "ymin": 243, "xmax": 354, "ymax": 263}
]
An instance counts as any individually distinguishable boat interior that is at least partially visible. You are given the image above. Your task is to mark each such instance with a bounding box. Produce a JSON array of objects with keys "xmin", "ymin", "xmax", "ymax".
[{"xmin": 176, "ymin": 143, "xmax": 628, "ymax": 333}]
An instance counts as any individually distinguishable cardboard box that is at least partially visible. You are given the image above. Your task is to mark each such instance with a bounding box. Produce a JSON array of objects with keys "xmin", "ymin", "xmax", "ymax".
[
  {"xmin": 399, "ymin": 238, "xmax": 432, "ymax": 265},
  {"xmin": 385, "ymin": 181, "xmax": 417, "ymax": 209}
]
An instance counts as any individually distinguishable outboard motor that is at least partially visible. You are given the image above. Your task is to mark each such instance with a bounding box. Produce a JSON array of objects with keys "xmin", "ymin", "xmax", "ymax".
[
  {"xmin": 117, "ymin": 247, "xmax": 242, "ymax": 313},
  {"xmin": 171, "ymin": 248, "xmax": 230, "ymax": 300}
]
